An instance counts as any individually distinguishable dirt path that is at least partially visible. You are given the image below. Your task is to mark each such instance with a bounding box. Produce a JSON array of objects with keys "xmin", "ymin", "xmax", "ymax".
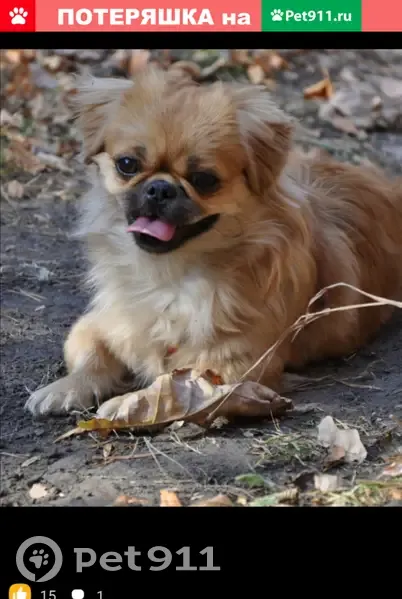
[{"xmin": 1, "ymin": 49, "xmax": 401, "ymax": 507}]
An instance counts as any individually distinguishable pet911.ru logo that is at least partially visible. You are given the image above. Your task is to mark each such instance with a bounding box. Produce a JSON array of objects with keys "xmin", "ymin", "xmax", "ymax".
[{"xmin": 271, "ymin": 8, "xmax": 353, "ymax": 22}]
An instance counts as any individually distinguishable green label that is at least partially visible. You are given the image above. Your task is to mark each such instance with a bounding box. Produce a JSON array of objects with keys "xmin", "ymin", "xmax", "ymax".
[{"xmin": 261, "ymin": 0, "xmax": 362, "ymax": 30}]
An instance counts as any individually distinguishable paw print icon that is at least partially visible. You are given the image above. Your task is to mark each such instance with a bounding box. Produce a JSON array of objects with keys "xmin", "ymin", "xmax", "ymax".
[
  {"xmin": 9, "ymin": 7, "xmax": 28, "ymax": 24},
  {"xmin": 16, "ymin": 536, "xmax": 63, "ymax": 583},
  {"xmin": 271, "ymin": 9, "xmax": 284, "ymax": 21},
  {"xmin": 29, "ymin": 548, "xmax": 49, "ymax": 569}
]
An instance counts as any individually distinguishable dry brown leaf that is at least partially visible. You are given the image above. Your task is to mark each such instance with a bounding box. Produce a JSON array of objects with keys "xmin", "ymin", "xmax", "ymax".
[
  {"xmin": 128, "ymin": 49, "xmax": 151, "ymax": 76},
  {"xmin": 247, "ymin": 64, "xmax": 265, "ymax": 85},
  {"xmin": 6, "ymin": 180, "xmax": 24, "ymax": 199},
  {"xmin": 317, "ymin": 415, "xmax": 367, "ymax": 464},
  {"xmin": 380, "ymin": 454, "xmax": 402, "ymax": 478},
  {"xmin": 29, "ymin": 483, "xmax": 48, "ymax": 500},
  {"xmin": 6, "ymin": 139, "xmax": 45, "ymax": 175},
  {"xmin": 160, "ymin": 489, "xmax": 182, "ymax": 507},
  {"xmin": 114, "ymin": 494, "xmax": 149, "ymax": 506},
  {"xmin": 191, "ymin": 494, "xmax": 233, "ymax": 507},
  {"xmin": 77, "ymin": 369, "xmax": 292, "ymax": 435},
  {"xmin": 230, "ymin": 49, "xmax": 251, "ymax": 66},
  {"xmin": 304, "ymin": 71, "xmax": 334, "ymax": 100},
  {"xmin": 254, "ymin": 50, "xmax": 289, "ymax": 74}
]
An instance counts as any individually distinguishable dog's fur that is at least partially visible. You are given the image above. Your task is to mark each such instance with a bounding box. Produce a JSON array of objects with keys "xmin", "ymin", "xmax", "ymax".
[{"xmin": 26, "ymin": 67, "xmax": 402, "ymax": 418}]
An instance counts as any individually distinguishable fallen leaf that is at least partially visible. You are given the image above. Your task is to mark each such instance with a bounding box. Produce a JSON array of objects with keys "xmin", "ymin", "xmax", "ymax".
[
  {"xmin": 114, "ymin": 494, "xmax": 149, "ymax": 506},
  {"xmin": 128, "ymin": 49, "xmax": 151, "ymax": 76},
  {"xmin": 254, "ymin": 50, "xmax": 288, "ymax": 74},
  {"xmin": 77, "ymin": 369, "xmax": 292, "ymax": 435},
  {"xmin": 160, "ymin": 489, "xmax": 182, "ymax": 507},
  {"xmin": 230, "ymin": 49, "xmax": 251, "ymax": 66},
  {"xmin": 191, "ymin": 494, "xmax": 233, "ymax": 507},
  {"xmin": 29, "ymin": 483, "xmax": 48, "ymax": 500},
  {"xmin": 314, "ymin": 473, "xmax": 343, "ymax": 492},
  {"xmin": 317, "ymin": 415, "xmax": 367, "ymax": 464},
  {"xmin": 6, "ymin": 139, "xmax": 45, "ymax": 175},
  {"xmin": 304, "ymin": 70, "xmax": 334, "ymax": 100},
  {"xmin": 5, "ymin": 180, "xmax": 24, "ymax": 199},
  {"xmin": 380, "ymin": 454, "xmax": 402, "ymax": 478},
  {"xmin": 247, "ymin": 64, "xmax": 265, "ymax": 85}
]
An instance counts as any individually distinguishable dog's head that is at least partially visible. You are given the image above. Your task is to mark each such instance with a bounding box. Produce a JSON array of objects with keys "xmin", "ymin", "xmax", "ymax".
[{"xmin": 74, "ymin": 67, "xmax": 294, "ymax": 255}]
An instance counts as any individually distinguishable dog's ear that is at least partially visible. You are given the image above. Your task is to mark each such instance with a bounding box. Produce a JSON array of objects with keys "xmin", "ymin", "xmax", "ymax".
[
  {"xmin": 72, "ymin": 75, "xmax": 134, "ymax": 163},
  {"xmin": 231, "ymin": 85, "xmax": 294, "ymax": 193}
]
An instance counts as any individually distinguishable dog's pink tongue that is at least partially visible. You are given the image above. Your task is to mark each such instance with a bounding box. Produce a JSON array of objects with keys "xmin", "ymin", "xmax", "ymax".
[{"xmin": 127, "ymin": 217, "xmax": 176, "ymax": 242}]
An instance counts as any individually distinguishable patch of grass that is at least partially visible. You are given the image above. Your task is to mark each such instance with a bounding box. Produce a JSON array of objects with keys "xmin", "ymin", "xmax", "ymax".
[
  {"xmin": 251, "ymin": 429, "xmax": 323, "ymax": 467},
  {"xmin": 308, "ymin": 478, "xmax": 402, "ymax": 507}
]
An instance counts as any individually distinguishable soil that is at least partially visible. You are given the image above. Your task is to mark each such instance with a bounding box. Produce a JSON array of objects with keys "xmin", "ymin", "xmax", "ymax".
[{"xmin": 1, "ymin": 49, "xmax": 401, "ymax": 507}]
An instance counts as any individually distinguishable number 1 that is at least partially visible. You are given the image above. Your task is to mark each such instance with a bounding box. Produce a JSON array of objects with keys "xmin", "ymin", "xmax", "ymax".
[{"xmin": 199, "ymin": 547, "xmax": 221, "ymax": 571}]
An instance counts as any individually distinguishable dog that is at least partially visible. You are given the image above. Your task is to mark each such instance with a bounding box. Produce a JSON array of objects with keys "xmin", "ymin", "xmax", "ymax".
[{"xmin": 25, "ymin": 67, "xmax": 402, "ymax": 420}]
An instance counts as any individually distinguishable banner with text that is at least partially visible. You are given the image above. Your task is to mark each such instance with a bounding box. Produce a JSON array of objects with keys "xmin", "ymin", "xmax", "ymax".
[{"xmin": 1, "ymin": 0, "xmax": 401, "ymax": 31}]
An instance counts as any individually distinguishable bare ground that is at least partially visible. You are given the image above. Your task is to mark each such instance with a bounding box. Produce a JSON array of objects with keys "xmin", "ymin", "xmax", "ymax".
[{"xmin": 1, "ymin": 49, "xmax": 401, "ymax": 507}]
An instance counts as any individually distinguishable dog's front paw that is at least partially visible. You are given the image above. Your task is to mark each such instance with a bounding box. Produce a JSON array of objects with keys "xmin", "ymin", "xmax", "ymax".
[
  {"xmin": 25, "ymin": 375, "xmax": 96, "ymax": 416},
  {"xmin": 96, "ymin": 393, "xmax": 133, "ymax": 421}
]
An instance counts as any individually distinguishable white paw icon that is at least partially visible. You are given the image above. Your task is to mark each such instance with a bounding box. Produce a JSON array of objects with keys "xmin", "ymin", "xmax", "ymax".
[
  {"xmin": 271, "ymin": 9, "xmax": 284, "ymax": 21},
  {"xmin": 9, "ymin": 7, "xmax": 28, "ymax": 24}
]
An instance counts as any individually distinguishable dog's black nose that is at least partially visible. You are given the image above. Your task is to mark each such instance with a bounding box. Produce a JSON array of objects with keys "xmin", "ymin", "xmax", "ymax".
[{"xmin": 144, "ymin": 180, "xmax": 177, "ymax": 202}]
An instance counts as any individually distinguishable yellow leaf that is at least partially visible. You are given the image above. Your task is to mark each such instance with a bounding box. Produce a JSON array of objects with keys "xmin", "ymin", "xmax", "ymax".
[
  {"xmin": 304, "ymin": 71, "xmax": 334, "ymax": 100},
  {"xmin": 160, "ymin": 490, "xmax": 182, "ymax": 507}
]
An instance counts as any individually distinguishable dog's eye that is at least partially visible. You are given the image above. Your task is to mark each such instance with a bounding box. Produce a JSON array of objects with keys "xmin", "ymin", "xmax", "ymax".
[
  {"xmin": 116, "ymin": 156, "xmax": 140, "ymax": 177},
  {"xmin": 188, "ymin": 171, "xmax": 220, "ymax": 195}
]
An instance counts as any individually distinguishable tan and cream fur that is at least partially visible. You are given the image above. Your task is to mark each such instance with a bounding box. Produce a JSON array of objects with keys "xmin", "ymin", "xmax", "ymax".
[{"xmin": 25, "ymin": 67, "xmax": 402, "ymax": 419}]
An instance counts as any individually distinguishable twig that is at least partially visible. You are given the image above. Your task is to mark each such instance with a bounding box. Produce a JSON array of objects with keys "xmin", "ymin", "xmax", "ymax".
[{"xmin": 211, "ymin": 282, "xmax": 402, "ymax": 415}]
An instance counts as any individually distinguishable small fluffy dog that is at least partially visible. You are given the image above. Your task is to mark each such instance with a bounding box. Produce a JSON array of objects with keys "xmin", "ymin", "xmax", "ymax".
[{"xmin": 26, "ymin": 67, "xmax": 402, "ymax": 419}]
